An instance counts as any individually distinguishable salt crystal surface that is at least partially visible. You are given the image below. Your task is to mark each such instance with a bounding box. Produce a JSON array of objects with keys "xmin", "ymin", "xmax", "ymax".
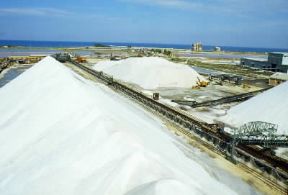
[
  {"xmin": 94, "ymin": 57, "xmax": 206, "ymax": 89},
  {"xmin": 0, "ymin": 56, "xmax": 252, "ymax": 194},
  {"xmin": 222, "ymin": 81, "xmax": 288, "ymax": 134}
]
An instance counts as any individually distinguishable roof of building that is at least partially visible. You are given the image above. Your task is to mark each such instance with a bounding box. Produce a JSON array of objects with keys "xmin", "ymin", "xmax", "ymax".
[
  {"xmin": 269, "ymin": 52, "xmax": 288, "ymax": 56},
  {"xmin": 242, "ymin": 57, "xmax": 267, "ymax": 62},
  {"xmin": 270, "ymin": 72, "xmax": 288, "ymax": 81}
]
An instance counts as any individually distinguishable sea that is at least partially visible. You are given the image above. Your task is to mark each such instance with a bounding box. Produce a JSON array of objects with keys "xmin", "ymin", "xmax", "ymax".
[{"xmin": 1, "ymin": 40, "xmax": 288, "ymax": 53}]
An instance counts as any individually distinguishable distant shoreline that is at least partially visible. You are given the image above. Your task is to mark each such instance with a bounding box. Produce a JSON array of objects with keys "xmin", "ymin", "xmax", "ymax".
[{"xmin": 1, "ymin": 40, "xmax": 288, "ymax": 53}]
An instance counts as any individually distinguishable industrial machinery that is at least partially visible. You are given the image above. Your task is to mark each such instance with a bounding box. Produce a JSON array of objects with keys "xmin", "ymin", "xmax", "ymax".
[
  {"xmin": 192, "ymin": 77, "xmax": 209, "ymax": 89},
  {"xmin": 75, "ymin": 56, "xmax": 87, "ymax": 63},
  {"xmin": 152, "ymin": 93, "xmax": 160, "ymax": 100},
  {"xmin": 53, "ymin": 53, "xmax": 71, "ymax": 63},
  {"xmin": 209, "ymin": 74, "xmax": 243, "ymax": 85},
  {"xmin": 229, "ymin": 121, "xmax": 288, "ymax": 163},
  {"xmin": 231, "ymin": 121, "xmax": 288, "ymax": 147},
  {"xmin": 197, "ymin": 77, "xmax": 209, "ymax": 87}
]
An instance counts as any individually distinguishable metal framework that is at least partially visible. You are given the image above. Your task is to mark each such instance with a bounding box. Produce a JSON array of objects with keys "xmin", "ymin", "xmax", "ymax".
[
  {"xmin": 234, "ymin": 121, "xmax": 277, "ymax": 136},
  {"xmin": 232, "ymin": 121, "xmax": 288, "ymax": 147}
]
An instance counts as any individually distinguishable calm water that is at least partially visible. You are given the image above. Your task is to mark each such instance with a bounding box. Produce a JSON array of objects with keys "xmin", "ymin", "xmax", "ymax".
[
  {"xmin": 0, "ymin": 49, "xmax": 60, "ymax": 58},
  {"xmin": 182, "ymin": 53, "xmax": 267, "ymax": 59},
  {"xmin": 0, "ymin": 48, "xmax": 94, "ymax": 58},
  {"xmin": 0, "ymin": 66, "xmax": 30, "ymax": 87},
  {"xmin": 1, "ymin": 40, "xmax": 288, "ymax": 53}
]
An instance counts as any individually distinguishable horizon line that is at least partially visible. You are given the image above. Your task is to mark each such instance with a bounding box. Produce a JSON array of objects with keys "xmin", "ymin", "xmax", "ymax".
[{"xmin": 1, "ymin": 39, "xmax": 288, "ymax": 50}]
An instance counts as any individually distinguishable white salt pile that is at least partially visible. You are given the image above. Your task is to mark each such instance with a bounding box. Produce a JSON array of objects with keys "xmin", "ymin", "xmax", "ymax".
[
  {"xmin": 221, "ymin": 81, "xmax": 288, "ymax": 135},
  {"xmin": 0, "ymin": 56, "xmax": 240, "ymax": 194},
  {"xmin": 94, "ymin": 57, "xmax": 206, "ymax": 89}
]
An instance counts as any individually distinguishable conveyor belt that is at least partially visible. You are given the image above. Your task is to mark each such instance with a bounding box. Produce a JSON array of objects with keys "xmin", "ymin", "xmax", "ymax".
[
  {"xmin": 172, "ymin": 88, "xmax": 271, "ymax": 108},
  {"xmin": 66, "ymin": 59, "xmax": 288, "ymax": 189}
]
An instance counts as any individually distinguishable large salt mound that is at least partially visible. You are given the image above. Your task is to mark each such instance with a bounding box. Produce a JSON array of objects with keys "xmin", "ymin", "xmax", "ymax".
[
  {"xmin": 222, "ymin": 81, "xmax": 288, "ymax": 135},
  {"xmin": 0, "ymin": 56, "xmax": 237, "ymax": 194},
  {"xmin": 94, "ymin": 57, "xmax": 206, "ymax": 89}
]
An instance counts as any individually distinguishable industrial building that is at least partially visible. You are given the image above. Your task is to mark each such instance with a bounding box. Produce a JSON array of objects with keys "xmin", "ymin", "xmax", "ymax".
[
  {"xmin": 192, "ymin": 42, "xmax": 203, "ymax": 52},
  {"xmin": 240, "ymin": 52, "xmax": 288, "ymax": 73},
  {"xmin": 240, "ymin": 57, "xmax": 268, "ymax": 69},
  {"xmin": 268, "ymin": 52, "xmax": 288, "ymax": 72}
]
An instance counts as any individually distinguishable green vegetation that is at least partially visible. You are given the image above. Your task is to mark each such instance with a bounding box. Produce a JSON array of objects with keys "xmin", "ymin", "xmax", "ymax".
[
  {"xmin": 169, "ymin": 57, "xmax": 186, "ymax": 63},
  {"xmin": 151, "ymin": 49, "xmax": 162, "ymax": 53},
  {"xmin": 163, "ymin": 49, "xmax": 172, "ymax": 56},
  {"xmin": 94, "ymin": 43, "xmax": 110, "ymax": 48},
  {"xmin": 150, "ymin": 49, "xmax": 172, "ymax": 56}
]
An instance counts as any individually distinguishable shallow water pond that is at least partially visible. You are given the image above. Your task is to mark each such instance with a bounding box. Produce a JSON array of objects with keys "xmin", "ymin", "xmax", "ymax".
[{"xmin": 0, "ymin": 66, "xmax": 31, "ymax": 87}]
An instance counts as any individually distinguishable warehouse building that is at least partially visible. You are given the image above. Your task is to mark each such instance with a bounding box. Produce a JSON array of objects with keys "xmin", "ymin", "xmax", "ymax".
[
  {"xmin": 240, "ymin": 52, "xmax": 288, "ymax": 73},
  {"xmin": 240, "ymin": 57, "xmax": 268, "ymax": 69},
  {"xmin": 268, "ymin": 52, "xmax": 288, "ymax": 72}
]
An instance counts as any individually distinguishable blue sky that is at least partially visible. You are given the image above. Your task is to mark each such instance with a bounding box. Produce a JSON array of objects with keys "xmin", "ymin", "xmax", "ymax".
[{"xmin": 0, "ymin": 0, "xmax": 288, "ymax": 48}]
